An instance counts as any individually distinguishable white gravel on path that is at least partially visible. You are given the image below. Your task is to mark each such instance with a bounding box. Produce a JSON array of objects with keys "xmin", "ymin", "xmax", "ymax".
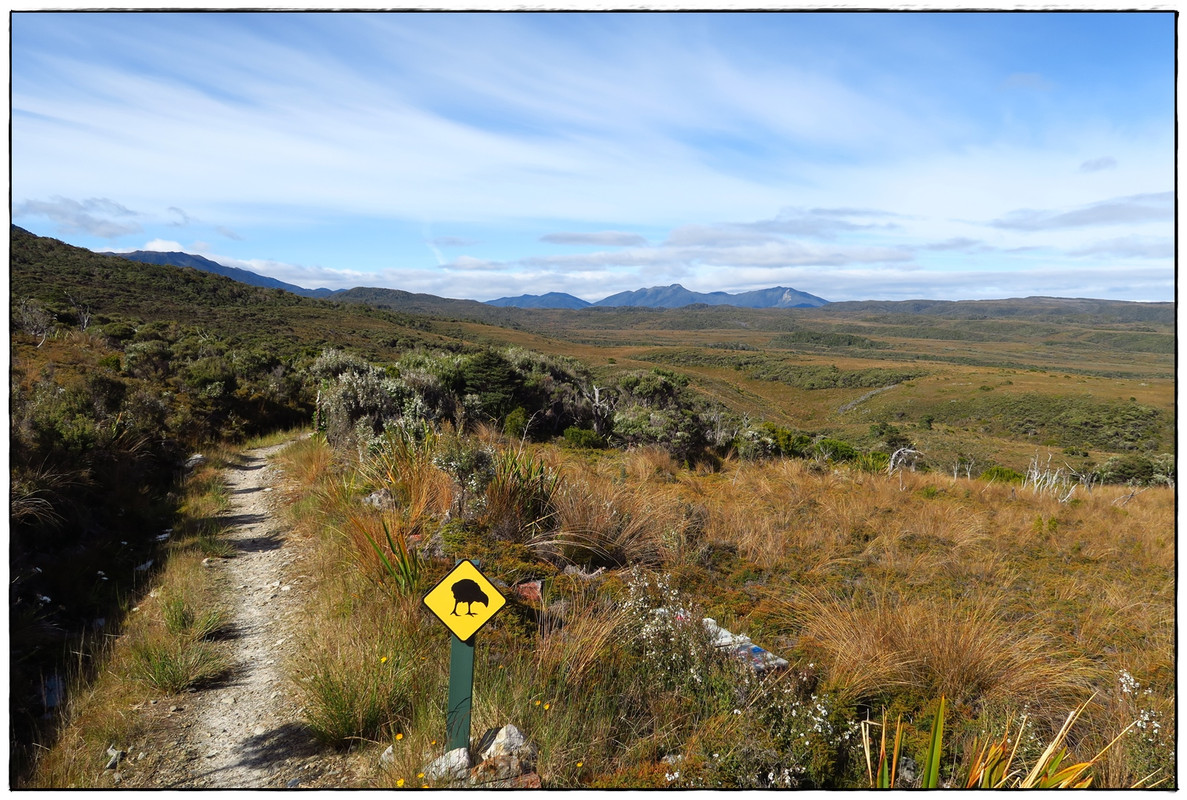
[{"xmin": 164, "ymin": 442, "xmax": 321, "ymax": 788}]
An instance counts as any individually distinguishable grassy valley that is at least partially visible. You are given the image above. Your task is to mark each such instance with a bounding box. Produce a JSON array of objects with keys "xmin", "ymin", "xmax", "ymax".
[{"xmin": 11, "ymin": 226, "xmax": 1175, "ymax": 787}]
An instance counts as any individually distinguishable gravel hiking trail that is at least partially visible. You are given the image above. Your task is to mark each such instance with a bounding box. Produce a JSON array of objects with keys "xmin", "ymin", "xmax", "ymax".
[{"xmin": 124, "ymin": 441, "xmax": 361, "ymax": 789}]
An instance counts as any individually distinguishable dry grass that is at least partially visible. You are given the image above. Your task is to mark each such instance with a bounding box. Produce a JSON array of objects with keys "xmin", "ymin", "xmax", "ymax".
[
  {"xmin": 272, "ymin": 430, "xmax": 1174, "ymax": 787},
  {"xmin": 786, "ymin": 591, "xmax": 1095, "ymax": 711}
]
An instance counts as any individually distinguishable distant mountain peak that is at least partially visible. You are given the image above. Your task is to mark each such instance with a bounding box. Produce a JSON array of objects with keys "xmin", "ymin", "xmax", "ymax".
[
  {"xmin": 102, "ymin": 249, "xmax": 335, "ymax": 298},
  {"xmin": 589, "ymin": 284, "xmax": 828, "ymax": 309},
  {"xmin": 486, "ymin": 291, "xmax": 591, "ymax": 309}
]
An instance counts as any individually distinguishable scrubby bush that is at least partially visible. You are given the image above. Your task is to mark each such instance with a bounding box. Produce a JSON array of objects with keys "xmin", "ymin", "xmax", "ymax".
[
  {"xmin": 813, "ymin": 437, "xmax": 859, "ymax": 463},
  {"xmin": 564, "ymin": 426, "xmax": 606, "ymax": 449},
  {"xmin": 1093, "ymin": 453, "xmax": 1175, "ymax": 486},
  {"xmin": 980, "ymin": 465, "xmax": 1025, "ymax": 484}
]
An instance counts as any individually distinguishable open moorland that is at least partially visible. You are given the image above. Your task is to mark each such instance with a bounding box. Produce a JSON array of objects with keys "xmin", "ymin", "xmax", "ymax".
[{"xmin": 11, "ymin": 226, "xmax": 1175, "ymax": 788}]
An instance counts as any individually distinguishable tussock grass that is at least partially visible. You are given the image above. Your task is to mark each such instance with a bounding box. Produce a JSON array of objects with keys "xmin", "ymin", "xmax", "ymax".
[
  {"xmin": 788, "ymin": 592, "xmax": 1094, "ymax": 712},
  {"xmin": 275, "ymin": 430, "xmax": 1173, "ymax": 788},
  {"xmin": 129, "ymin": 635, "xmax": 230, "ymax": 693}
]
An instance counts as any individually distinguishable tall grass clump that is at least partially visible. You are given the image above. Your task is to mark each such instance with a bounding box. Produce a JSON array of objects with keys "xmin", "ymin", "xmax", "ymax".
[
  {"xmin": 788, "ymin": 592, "xmax": 1093, "ymax": 714},
  {"xmin": 483, "ymin": 447, "xmax": 560, "ymax": 542},
  {"xmin": 299, "ymin": 644, "xmax": 417, "ymax": 747},
  {"xmin": 129, "ymin": 635, "xmax": 229, "ymax": 694}
]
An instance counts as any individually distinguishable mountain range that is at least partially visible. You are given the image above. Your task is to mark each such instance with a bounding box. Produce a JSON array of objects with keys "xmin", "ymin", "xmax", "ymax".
[
  {"xmin": 103, "ymin": 250, "xmax": 336, "ymax": 298},
  {"xmin": 101, "ymin": 249, "xmax": 829, "ymax": 309}
]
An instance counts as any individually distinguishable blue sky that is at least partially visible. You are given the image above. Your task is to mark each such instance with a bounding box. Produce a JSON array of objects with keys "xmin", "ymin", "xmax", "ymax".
[{"xmin": 10, "ymin": 11, "xmax": 1175, "ymax": 303}]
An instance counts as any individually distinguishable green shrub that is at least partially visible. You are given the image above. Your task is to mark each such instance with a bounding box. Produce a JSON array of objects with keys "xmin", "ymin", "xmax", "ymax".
[
  {"xmin": 814, "ymin": 438, "xmax": 859, "ymax": 463},
  {"xmin": 979, "ymin": 466, "xmax": 1025, "ymax": 484},
  {"xmin": 855, "ymin": 452, "xmax": 890, "ymax": 474},
  {"xmin": 564, "ymin": 426, "xmax": 606, "ymax": 449},
  {"xmin": 503, "ymin": 406, "xmax": 530, "ymax": 440}
]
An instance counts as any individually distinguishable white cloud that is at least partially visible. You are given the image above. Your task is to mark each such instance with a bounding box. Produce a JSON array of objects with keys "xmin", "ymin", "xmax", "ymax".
[
  {"xmin": 990, "ymin": 192, "xmax": 1172, "ymax": 232},
  {"xmin": 14, "ymin": 195, "xmax": 141, "ymax": 238},
  {"xmin": 1079, "ymin": 156, "xmax": 1117, "ymax": 173},
  {"xmin": 142, "ymin": 238, "xmax": 185, "ymax": 251},
  {"xmin": 1069, "ymin": 236, "xmax": 1174, "ymax": 259},
  {"xmin": 540, "ymin": 231, "xmax": 648, "ymax": 246}
]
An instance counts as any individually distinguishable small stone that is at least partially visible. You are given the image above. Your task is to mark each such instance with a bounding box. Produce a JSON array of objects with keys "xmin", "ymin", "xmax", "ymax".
[
  {"xmin": 286, "ymin": 778, "xmax": 300, "ymax": 788},
  {"xmin": 479, "ymin": 724, "xmax": 537, "ymax": 765},
  {"xmin": 426, "ymin": 747, "xmax": 472, "ymax": 783},
  {"xmin": 104, "ymin": 748, "xmax": 126, "ymax": 770},
  {"xmin": 281, "ymin": 585, "xmax": 292, "ymax": 592},
  {"xmin": 253, "ymin": 726, "xmax": 267, "ymax": 736},
  {"xmin": 379, "ymin": 745, "xmax": 395, "ymax": 767},
  {"xmin": 137, "ymin": 752, "xmax": 146, "ymax": 761},
  {"xmin": 170, "ymin": 706, "xmax": 183, "ymax": 713},
  {"xmin": 112, "ymin": 772, "xmax": 122, "ymax": 784}
]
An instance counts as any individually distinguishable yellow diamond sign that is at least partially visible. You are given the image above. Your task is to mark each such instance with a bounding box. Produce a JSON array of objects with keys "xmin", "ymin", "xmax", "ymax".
[{"xmin": 422, "ymin": 560, "xmax": 507, "ymax": 641}]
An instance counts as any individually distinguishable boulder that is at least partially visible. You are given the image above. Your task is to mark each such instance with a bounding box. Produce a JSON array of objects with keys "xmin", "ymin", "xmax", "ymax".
[
  {"xmin": 478, "ymin": 724, "xmax": 537, "ymax": 764},
  {"xmin": 468, "ymin": 724, "xmax": 540, "ymax": 787},
  {"xmin": 425, "ymin": 747, "xmax": 471, "ymax": 783},
  {"xmin": 512, "ymin": 580, "xmax": 543, "ymax": 603}
]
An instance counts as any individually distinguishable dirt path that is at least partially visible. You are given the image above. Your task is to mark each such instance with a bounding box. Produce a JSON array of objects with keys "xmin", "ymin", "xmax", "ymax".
[{"xmin": 125, "ymin": 442, "xmax": 362, "ymax": 789}]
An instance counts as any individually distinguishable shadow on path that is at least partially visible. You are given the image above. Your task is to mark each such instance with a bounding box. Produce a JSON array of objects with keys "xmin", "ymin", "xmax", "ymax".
[{"xmin": 161, "ymin": 722, "xmax": 322, "ymax": 789}]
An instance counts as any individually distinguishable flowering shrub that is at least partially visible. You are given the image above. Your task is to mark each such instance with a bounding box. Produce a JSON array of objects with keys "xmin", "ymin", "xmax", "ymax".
[
  {"xmin": 757, "ymin": 677, "xmax": 860, "ymax": 787},
  {"xmin": 619, "ymin": 569, "xmax": 748, "ymax": 728},
  {"xmin": 1114, "ymin": 669, "xmax": 1175, "ymax": 787}
]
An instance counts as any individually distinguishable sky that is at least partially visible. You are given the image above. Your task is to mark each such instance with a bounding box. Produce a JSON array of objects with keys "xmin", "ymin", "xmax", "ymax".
[{"xmin": 9, "ymin": 11, "xmax": 1176, "ymax": 303}]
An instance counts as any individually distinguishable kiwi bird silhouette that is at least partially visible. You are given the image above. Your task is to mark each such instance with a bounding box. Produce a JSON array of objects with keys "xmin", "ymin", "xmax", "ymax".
[{"xmin": 451, "ymin": 579, "xmax": 489, "ymax": 616}]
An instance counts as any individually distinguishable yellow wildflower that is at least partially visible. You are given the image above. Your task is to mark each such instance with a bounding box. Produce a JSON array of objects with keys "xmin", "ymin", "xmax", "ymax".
[
  {"xmin": 577, "ymin": 761, "xmax": 584, "ymax": 768},
  {"xmin": 544, "ymin": 703, "xmax": 551, "ymax": 710},
  {"xmin": 396, "ymin": 779, "xmax": 405, "ymax": 787},
  {"xmin": 417, "ymin": 773, "xmax": 425, "ymax": 779},
  {"xmin": 381, "ymin": 656, "xmax": 388, "ymax": 664},
  {"xmin": 396, "ymin": 733, "xmax": 404, "ymax": 741}
]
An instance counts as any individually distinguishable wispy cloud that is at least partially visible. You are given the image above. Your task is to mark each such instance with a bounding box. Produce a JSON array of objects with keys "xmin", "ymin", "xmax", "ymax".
[
  {"xmin": 1002, "ymin": 72, "xmax": 1054, "ymax": 91},
  {"xmin": 1069, "ymin": 235, "xmax": 1173, "ymax": 259},
  {"xmin": 444, "ymin": 255, "xmax": 507, "ymax": 272},
  {"xmin": 743, "ymin": 207, "xmax": 900, "ymax": 238},
  {"xmin": 429, "ymin": 236, "xmax": 479, "ymax": 247},
  {"xmin": 9, "ymin": 13, "xmax": 1174, "ymax": 303},
  {"xmin": 989, "ymin": 192, "xmax": 1172, "ymax": 232},
  {"xmin": 917, "ymin": 237, "xmax": 987, "ymax": 252},
  {"xmin": 540, "ymin": 231, "xmax": 648, "ymax": 246},
  {"xmin": 1079, "ymin": 156, "xmax": 1117, "ymax": 172},
  {"xmin": 14, "ymin": 195, "xmax": 141, "ymax": 238}
]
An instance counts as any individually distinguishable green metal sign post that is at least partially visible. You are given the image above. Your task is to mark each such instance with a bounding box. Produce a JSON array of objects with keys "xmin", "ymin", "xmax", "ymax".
[
  {"xmin": 422, "ymin": 559, "xmax": 506, "ymax": 755},
  {"xmin": 446, "ymin": 633, "xmax": 476, "ymax": 751}
]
